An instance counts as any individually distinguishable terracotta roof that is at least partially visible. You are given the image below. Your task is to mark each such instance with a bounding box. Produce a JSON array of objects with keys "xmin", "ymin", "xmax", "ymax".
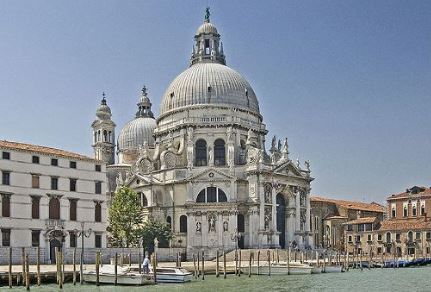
[
  {"xmin": 344, "ymin": 217, "xmax": 377, "ymax": 225},
  {"xmin": 378, "ymin": 218, "xmax": 431, "ymax": 232},
  {"xmin": 387, "ymin": 187, "xmax": 431, "ymax": 201},
  {"xmin": 311, "ymin": 196, "xmax": 385, "ymax": 213},
  {"xmin": 0, "ymin": 140, "xmax": 99, "ymax": 162}
]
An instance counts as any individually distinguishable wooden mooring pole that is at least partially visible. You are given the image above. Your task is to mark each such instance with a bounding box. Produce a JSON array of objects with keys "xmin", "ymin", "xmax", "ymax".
[
  {"xmin": 248, "ymin": 252, "xmax": 252, "ymax": 277},
  {"xmin": 216, "ymin": 250, "xmax": 220, "ymax": 277},
  {"xmin": 72, "ymin": 248, "xmax": 76, "ymax": 285},
  {"xmin": 267, "ymin": 250, "xmax": 271, "ymax": 276},
  {"xmin": 25, "ymin": 253, "xmax": 30, "ymax": 291},
  {"xmin": 201, "ymin": 251, "xmax": 205, "ymax": 280},
  {"xmin": 96, "ymin": 251, "xmax": 100, "ymax": 286},
  {"xmin": 21, "ymin": 247, "xmax": 26, "ymax": 286},
  {"xmin": 257, "ymin": 250, "xmax": 260, "ymax": 275},
  {"xmin": 193, "ymin": 254, "xmax": 197, "ymax": 279},
  {"xmin": 238, "ymin": 249, "xmax": 242, "ymax": 277},
  {"xmin": 37, "ymin": 247, "xmax": 41, "ymax": 286},
  {"xmin": 9, "ymin": 247, "xmax": 12, "ymax": 288},
  {"xmin": 223, "ymin": 250, "xmax": 227, "ymax": 279},
  {"xmin": 197, "ymin": 252, "xmax": 200, "ymax": 276},
  {"xmin": 114, "ymin": 252, "xmax": 118, "ymax": 286}
]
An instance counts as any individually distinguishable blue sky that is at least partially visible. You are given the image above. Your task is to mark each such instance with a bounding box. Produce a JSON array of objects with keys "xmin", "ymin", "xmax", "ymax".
[{"xmin": 1, "ymin": 0, "xmax": 430, "ymax": 203}]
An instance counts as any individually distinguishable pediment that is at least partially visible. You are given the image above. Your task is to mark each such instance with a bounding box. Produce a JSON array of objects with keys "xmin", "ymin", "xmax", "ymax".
[
  {"xmin": 189, "ymin": 168, "xmax": 236, "ymax": 182},
  {"xmin": 273, "ymin": 161, "xmax": 305, "ymax": 177},
  {"xmin": 125, "ymin": 173, "xmax": 162, "ymax": 188}
]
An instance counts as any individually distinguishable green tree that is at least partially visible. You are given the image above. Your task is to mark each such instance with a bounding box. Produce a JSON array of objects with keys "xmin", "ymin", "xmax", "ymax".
[
  {"xmin": 140, "ymin": 218, "xmax": 174, "ymax": 253},
  {"xmin": 107, "ymin": 186, "xmax": 144, "ymax": 247}
]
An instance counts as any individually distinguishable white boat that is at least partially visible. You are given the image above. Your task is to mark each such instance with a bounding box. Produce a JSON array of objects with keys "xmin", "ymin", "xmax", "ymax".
[
  {"xmin": 288, "ymin": 262, "xmax": 313, "ymax": 275},
  {"xmin": 323, "ymin": 265, "xmax": 343, "ymax": 273},
  {"xmin": 311, "ymin": 266, "xmax": 322, "ymax": 274},
  {"xmin": 82, "ymin": 265, "xmax": 154, "ymax": 285},
  {"xmin": 151, "ymin": 267, "xmax": 193, "ymax": 283}
]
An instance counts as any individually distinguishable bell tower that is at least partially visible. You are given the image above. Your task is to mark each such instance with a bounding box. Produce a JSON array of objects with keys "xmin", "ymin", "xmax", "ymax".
[{"xmin": 92, "ymin": 92, "xmax": 116, "ymax": 165}]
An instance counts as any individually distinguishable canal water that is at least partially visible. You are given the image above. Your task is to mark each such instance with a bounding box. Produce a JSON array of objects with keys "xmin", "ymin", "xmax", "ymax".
[{"xmin": 5, "ymin": 267, "xmax": 431, "ymax": 291}]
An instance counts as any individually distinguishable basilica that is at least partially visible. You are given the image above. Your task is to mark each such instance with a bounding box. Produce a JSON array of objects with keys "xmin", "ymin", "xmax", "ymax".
[{"xmin": 91, "ymin": 11, "xmax": 314, "ymax": 256}]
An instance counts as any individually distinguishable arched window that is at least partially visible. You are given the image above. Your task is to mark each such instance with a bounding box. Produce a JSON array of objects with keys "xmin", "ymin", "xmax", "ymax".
[
  {"xmin": 94, "ymin": 132, "xmax": 97, "ymax": 144},
  {"xmin": 196, "ymin": 187, "xmax": 228, "ymax": 203},
  {"xmin": 97, "ymin": 130, "xmax": 101, "ymax": 142},
  {"xmin": 214, "ymin": 139, "xmax": 226, "ymax": 166},
  {"xmin": 103, "ymin": 130, "xmax": 107, "ymax": 142},
  {"xmin": 408, "ymin": 231, "xmax": 413, "ymax": 242},
  {"xmin": 166, "ymin": 216, "xmax": 172, "ymax": 228},
  {"xmin": 180, "ymin": 215, "xmax": 187, "ymax": 233},
  {"xmin": 195, "ymin": 139, "xmax": 207, "ymax": 166},
  {"xmin": 49, "ymin": 197, "xmax": 60, "ymax": 220},
  {"xmin": 108, "ymin": 131, "xmax": 112, "ymax": 143},
  {"xmin": 95, "ymin": 202, "xmax": 102, "ymax": 222},
  {"xmin": 386, "ymin": 232, "xmax": 391, "ymax": 243},
  {"xmin": 218, "ymin": 189, "xmax": 227, "ymax": 202},
  {"xmin": 196, "ymin": 190, "xmax": 205, "ymax": 202}
]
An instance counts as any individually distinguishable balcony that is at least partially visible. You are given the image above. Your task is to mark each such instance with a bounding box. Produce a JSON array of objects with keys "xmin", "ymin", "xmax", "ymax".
[{"xmin": 45, "ymin": 219, "xmax": 65, "ymax": 229}]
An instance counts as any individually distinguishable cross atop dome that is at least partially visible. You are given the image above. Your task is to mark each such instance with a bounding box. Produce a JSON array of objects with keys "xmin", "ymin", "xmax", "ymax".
[{"xmin": 190, "ymin": 8, "xmax": 226, "ymax": 66}]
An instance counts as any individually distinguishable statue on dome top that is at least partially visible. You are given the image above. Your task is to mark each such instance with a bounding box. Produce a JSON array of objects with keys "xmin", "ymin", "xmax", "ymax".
[{"xmin": 205, "ymin": 7, "xmax": 210, "ymax": 22}]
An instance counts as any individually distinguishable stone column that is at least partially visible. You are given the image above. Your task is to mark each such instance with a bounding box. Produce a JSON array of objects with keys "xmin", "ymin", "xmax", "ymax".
[
  {"xmin": 305, "ymin": 191, "xmax": 312, "ymax": 247},
  {"xmin": 271, "ymin": 186, "xmax": 278, "ymax": 247},
  {"xmin": 295, "ymin": 189, "xmax": 300, "ymax": 232}
]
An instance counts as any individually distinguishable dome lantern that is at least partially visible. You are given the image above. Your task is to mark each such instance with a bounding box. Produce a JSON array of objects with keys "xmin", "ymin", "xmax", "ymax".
[{"xmin": 190, "ymin": 7, "xmax": 226, "ymax": 66}]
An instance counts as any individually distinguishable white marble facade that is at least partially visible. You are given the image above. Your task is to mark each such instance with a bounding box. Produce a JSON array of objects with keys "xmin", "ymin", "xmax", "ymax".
[{"xmin": 94, "ymin": 12, "xmax": 314, "ymax": 255}]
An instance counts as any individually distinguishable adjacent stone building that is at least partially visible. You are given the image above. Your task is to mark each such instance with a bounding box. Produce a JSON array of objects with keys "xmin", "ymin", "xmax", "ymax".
[
  {"xmin": 94, "ymin": 11, "xmax": 315, "ymax": 256},
  {"xmin": 345, "ymin": 186, "xmax": 431, "ymax": 257},
  {"xmin": 310, "ymin": 196, "xmax": 385, "ymax": 251},
  {"xmin": 0, "ymin": 140, "xmax": 108, "ymax": 264}
]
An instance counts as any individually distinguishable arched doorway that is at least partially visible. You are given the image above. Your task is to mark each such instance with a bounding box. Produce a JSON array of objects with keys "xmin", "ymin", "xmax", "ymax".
[
  {"xmin": 237, "ymin": 214, "xmax": 245, "ymax": 249},
  {"xmin": 276, "ymin": 193, "xmax": 286, "ymax": 248},
  {"xmin": 49, "ymin": 238, "xmax": 62, "ymax": 264}
]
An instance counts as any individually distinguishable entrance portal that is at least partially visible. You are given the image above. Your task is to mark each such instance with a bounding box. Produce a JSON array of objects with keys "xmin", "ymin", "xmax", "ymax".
[
  {"xmin": 276, "ymin": 194, "xmax": 286, "ymax": 248},
  {"xmin": 49, "ymin": 238, "xmax": 62, "ymax": 264}
]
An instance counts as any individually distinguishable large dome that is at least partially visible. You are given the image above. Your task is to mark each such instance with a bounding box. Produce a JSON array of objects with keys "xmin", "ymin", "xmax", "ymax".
[
  {"xmin": 159, "ymin": 62, "xmax": 259, "ymax": 116},
  {"xmin": 118, "ymin": 117, "xmax": 156, "ymax": 151}
]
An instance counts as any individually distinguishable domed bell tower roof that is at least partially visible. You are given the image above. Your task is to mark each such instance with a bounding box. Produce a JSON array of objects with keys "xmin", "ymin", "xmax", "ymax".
[
  {"xmin": 190, "ymin": 7, "xmax": 226, "ymax": 66},
  {"xmin": 96, "ymin": 92, "xmax": 112, "ymax": 120}
]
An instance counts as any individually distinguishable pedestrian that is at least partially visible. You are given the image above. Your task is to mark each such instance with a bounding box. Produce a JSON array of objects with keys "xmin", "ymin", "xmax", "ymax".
[{"xmin": 142, "ymin": 254, "xmax": 150, "ymax": 274}]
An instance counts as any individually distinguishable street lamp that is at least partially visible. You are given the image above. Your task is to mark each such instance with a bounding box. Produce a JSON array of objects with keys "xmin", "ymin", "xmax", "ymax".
[{"xmin": 74, "ymin": 222, "xmax": 92, "ymax": 284}]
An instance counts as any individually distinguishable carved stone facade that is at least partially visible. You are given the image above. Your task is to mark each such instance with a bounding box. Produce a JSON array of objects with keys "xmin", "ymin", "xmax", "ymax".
[{"xmin": 98, "ymin": 12, "xmax": 314, "ymax": 256}]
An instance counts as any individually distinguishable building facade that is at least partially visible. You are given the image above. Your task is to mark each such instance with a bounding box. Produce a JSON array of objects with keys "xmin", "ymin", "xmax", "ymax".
[
  {"xmin": 310, "ymin": 196, "xmax": 385, "ymax": 251},
  {"xmin": 345, "ymin": 186, "xmax": 431, "ymax": 257},
  {"xmin": 0, "ymin": 140, "xmax": 108, "ymax": 263},
  {"xmin": 96, "ymin": 12, "xmax": 314, "ymax": 256}
]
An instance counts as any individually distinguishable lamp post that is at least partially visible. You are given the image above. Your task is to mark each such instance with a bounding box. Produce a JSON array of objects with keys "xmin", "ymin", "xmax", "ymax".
[{"xmin": 74, "ymin": 222, "xmax": 92, "ymax": 284}]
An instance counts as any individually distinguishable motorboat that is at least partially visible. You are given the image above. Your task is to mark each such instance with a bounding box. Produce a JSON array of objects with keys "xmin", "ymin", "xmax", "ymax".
[
  {"xmin": 323, "ymin": 265, "xmax": 343, "ymax": 273},
  {"xmin": 311, "ymin": 266, "xmax": 322, "ymax": 274},
  {"xmin": 82, "ymin": 265, "xmax": 154, "ymax": 285},
  {"xmin": 288, "ymin": 262, "xmax": 313, "ymax": 275},
  {"xmin": 150, "ymin": 267, "xmax": 193, "ymax": 283}
]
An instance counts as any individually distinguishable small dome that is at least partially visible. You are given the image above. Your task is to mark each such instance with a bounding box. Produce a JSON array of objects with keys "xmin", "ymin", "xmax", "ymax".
[
  {"xmin": 196, "ymin": 22, "xmax": 218, "ymax": 36},
  {"xmin": 118, "ymin": 117, "xmax": 156, "ymax": 151},
  {"xmin": 159, "ymin": 62, "xmax": 259, "ymax": 116},
  {"xmin": 96, "ymin": 94, "xmax": 112, "ymax": 120}
]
